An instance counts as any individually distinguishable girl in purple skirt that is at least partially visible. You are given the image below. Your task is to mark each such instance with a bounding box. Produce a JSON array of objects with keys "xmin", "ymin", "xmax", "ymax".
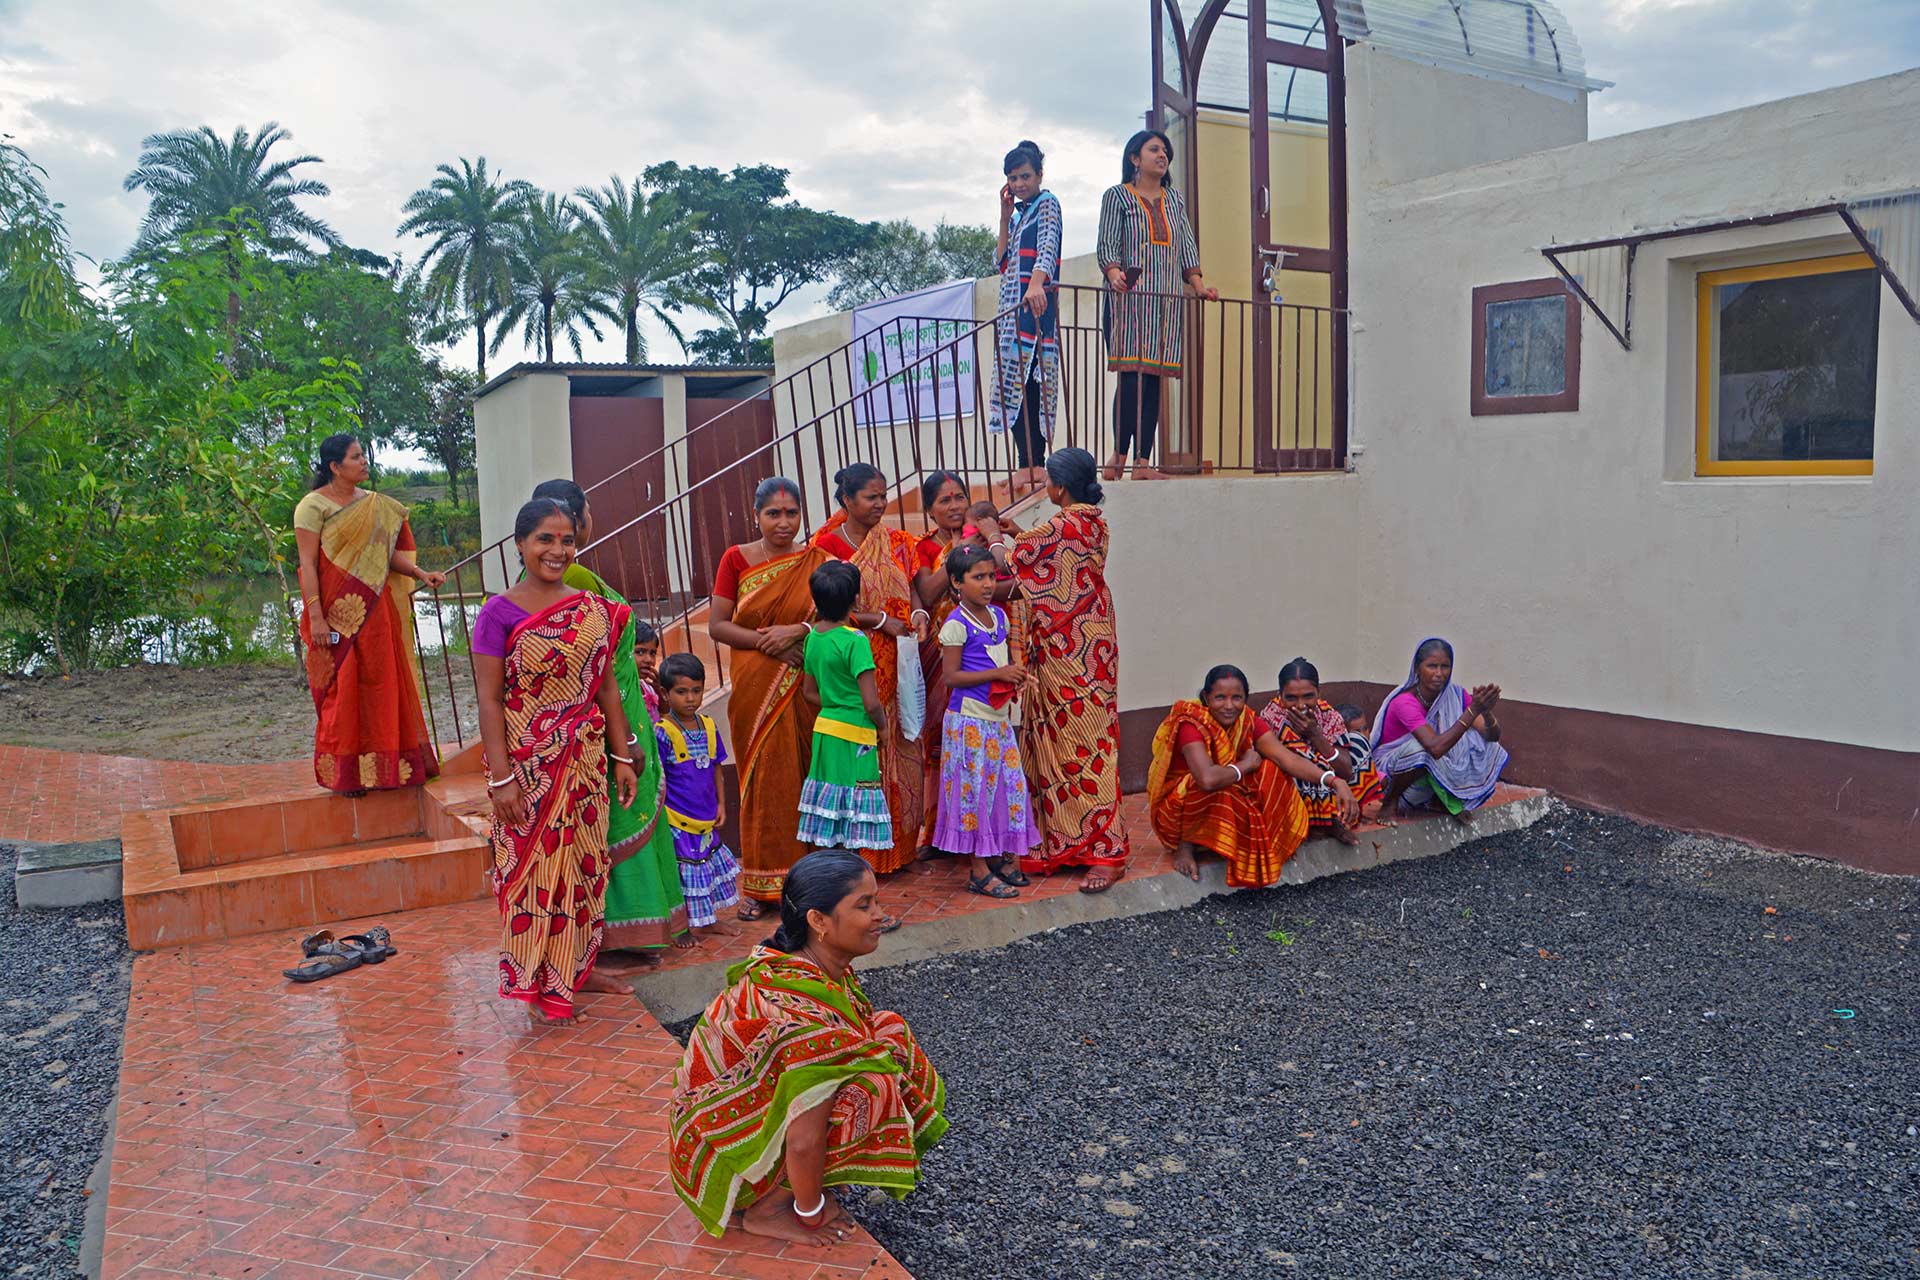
[
  {"xmin": 655, "ymin": 653, "xmax": 742, "ymax": 939},
  {"xmin": 931, "ymin": 546, "xmax": 1039, "ymax": 897}
]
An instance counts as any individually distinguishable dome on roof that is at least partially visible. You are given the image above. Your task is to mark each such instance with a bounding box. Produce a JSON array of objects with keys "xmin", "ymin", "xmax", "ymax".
[{"xmin": 1331, "ymin": 0, "xmax": 1610, "ymax": 97}]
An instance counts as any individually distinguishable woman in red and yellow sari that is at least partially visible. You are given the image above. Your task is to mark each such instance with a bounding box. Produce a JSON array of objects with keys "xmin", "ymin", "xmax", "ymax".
[
  {"xmin": 473, "ymin": 499, "xmax": 638, "ymax": 1026},
  {"xmin": 293, "ymin": 434, "xmax": 443, "ymax": 794},
  {"xmin": 708, "ymin": 478, "xmax": 835, "ymax": 920},
  {"xmin": 1258, "ymin": 656, "xmax": 1386, "ymax": 845},
  {"xmin": 973, "ymin": 449, "xmax": 1129, "ymax": 891},
  {"xmin": 810, "ymin": 464, "xmax": 926, "ymax": 878},
  {"xmin": 1149, "ymin": 664, "xmax": 1356, "ymax": 887}
]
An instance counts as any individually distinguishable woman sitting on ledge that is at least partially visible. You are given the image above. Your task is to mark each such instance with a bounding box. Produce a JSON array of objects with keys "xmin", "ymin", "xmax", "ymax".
[
  {"xmin": 669, "ymin": 849, "xmax": 947, "ymax": 1245},
  {"xmin": 1149, "ymin": 664, "xmax": 1358, "ymax": 887},
  {"xmin": 1371, "ymin": 637, "xmax": 1508, "ymax": 823},
  {"xmin": 1259, "ymin": 657, "xmax": 1386, "ymax": 846}
]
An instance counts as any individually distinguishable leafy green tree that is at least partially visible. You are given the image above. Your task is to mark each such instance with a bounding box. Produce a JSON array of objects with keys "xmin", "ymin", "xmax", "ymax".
[
  {"xmin": 643, "ymin": 162, "xmax": 872, "ymax": 364},
  {"xmin": 826, "ymin": 218, "xmax": 997, "ymax": 309},
  {"xmin": 122, "ymin": 122, "xmax": 338, "ymax": 365},
  {"xmin": 3, "ymin": 140, "xmax": 361, "ymax": 672},
  {"xmin": 497, "ymin": 192, "xmax": 601, "ymax": 362},
  {"xmin": 572, "ymin": 176, "xmax": 713, "ymax": 363},
  {"xmin": 398, "ymin": 157, "xmax": 532, "ymax": 381},
  {"xmin": 401, "ymin": 364, "xmax": 479, "ymax": 506}
]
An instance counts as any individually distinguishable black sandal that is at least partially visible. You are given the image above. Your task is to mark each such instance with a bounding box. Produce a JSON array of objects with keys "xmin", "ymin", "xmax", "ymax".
[
  {"xmin": 966, "ymin": 872, "xmax": 1019, "ymax": 899},
  {"xmin": 991, "ymin": 857, "xmax": 1031, "ymax": 888},
  {"xmin": 284, "ymin": 950, "xmax": 363, "ymax": 983}
]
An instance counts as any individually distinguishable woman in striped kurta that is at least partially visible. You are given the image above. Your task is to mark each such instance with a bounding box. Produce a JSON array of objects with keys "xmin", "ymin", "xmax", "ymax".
[
  {"xmin": 1096, "ymin": 129, "xmax": 1217, "ymax": 482},
  {"xmin": 990, "ymin": 140, "xmax": 1063, "ymax": 498}
]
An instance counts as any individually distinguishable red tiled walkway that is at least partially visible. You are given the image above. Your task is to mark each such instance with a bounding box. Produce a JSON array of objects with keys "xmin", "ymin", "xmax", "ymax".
[
  {"xmin": 0, "ymin": 744, "xmax": 311, "ymax": 845},
  {"xmin": 103, "ymin": 789, "xmax": 1536, "ymax": 1279}
]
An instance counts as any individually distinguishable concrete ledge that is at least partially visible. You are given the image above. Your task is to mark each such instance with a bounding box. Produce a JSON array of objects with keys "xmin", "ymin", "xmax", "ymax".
[
  {"xmin": 632, "ymin": 789, "xmax": 1556, "ymax": 1024},
  {"xmin": 14, "ymin": 839, "xmax": 124, "ymax": 909}
]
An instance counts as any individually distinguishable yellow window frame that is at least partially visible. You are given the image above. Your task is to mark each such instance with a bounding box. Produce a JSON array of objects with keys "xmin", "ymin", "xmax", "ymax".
[{"xmin": 1694, "ymin": 251, "xmax": 1877, "ymax": 477}]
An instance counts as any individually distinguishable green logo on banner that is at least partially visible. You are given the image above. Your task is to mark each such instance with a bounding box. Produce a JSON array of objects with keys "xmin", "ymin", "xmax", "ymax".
[{"xmin": 863, "ymin": 348, "xmax": 880, "ymax": 383}]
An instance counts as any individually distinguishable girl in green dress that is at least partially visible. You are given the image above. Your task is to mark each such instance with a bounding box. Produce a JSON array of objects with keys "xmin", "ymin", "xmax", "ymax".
[
  {"xmin": 796, "ymin": 560, "xmax": 895, "ymax": 868},
  {"xmin": 530, "ymin": 480, "xmax": 689, "ymax": 970}
]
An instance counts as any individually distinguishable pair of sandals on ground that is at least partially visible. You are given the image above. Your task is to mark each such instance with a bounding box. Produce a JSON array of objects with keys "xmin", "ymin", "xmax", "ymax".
[{"xmin": 282, "ymin": 926, "xmax": 397, "ymax": 982}]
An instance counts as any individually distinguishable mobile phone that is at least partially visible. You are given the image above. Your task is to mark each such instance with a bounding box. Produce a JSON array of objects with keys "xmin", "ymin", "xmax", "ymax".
[{"xmin": 328, "ymin": 630, "xmax": 341, "ymax": 645}]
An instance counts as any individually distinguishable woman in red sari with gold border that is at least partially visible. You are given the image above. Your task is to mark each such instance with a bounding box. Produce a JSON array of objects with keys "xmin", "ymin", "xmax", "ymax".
[
  {"xmin": 809, "ymin": 464, "xmax": 926, "ymax": 878},
  {"xmin": 1148, "ymin": 664, "xmax": 1356, "ymax": 887},
  {"xmin": 473, "ymin": 499, "xmax": 638, "ymax": 1026},
  {"xmin": 293, "ymin": 434, "xmax": 443, "ymax": 794},
  {"xmin": 708, "ymin": 478, "xmax": 836, "ymax": 920},
  {"xmin": 974, "ymin": 449, "xmax": 1129, "ymax": 891}
]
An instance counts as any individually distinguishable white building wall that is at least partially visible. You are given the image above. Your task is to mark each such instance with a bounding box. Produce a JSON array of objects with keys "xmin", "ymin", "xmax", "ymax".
[
  {"xmin": 474, "ymin": 372, "xmax": 572, "ymax": 592},
  {"xmin": 1348, "ymin": 67, "xmax": 1920, "ymax": 752}
]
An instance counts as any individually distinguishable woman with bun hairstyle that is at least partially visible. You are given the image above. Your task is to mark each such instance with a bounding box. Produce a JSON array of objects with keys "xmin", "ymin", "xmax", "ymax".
[
  {"xmin": 972, "ymin": 448, "xmax": 1130, "ymax": 891},
  {"xmin": 669, "ymin": 849, "xmax": 947, "ymax": 1242},
  {"xmin": 990, "ymin": 140, "xmax": 1063, "ymax": 498}
]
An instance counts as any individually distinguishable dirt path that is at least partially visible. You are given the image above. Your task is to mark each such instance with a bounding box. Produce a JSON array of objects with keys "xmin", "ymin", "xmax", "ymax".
[{"xmin": 0, "ymin": 662, "xmax": 477, "ymax": 764}]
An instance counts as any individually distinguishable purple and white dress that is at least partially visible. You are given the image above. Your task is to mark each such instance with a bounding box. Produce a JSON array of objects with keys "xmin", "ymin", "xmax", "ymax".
[
  {"xmin": 929, "ymin": 605, "xmax": 1040, "ymax": 860},
  {"xmin": 656, "ymin": 713, "xmax": 742, "ymax": 927}
]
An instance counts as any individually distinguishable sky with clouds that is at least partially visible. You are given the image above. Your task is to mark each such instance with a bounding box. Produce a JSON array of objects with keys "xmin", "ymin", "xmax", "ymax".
[{"xmin": 4, "ymin": 0, "xmax": 1916, "ymax": 372}]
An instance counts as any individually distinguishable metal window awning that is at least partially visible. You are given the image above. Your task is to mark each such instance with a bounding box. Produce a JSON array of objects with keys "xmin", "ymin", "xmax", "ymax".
[{"xmin": 1539, "ymin": 190, "xmax": 1920, "ymax": 350}]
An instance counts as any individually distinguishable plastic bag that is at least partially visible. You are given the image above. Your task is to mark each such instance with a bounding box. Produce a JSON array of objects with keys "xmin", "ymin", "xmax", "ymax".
[{"xmin": 895, "ymin": 634, "xmax": 926, "ymax": 742}]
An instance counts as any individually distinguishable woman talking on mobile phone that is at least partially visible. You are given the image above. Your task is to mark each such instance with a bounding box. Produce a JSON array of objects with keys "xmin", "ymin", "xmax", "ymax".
[{"xmin": 989, "ymin": 140, "xmax": 1063, "ymax": 499}]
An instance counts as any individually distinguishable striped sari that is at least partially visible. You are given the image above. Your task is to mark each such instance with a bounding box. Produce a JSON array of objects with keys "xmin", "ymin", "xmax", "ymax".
[
  {"xmin": 721, "ymin": 544, "xmax": 832, "ymax": 903},
  {"xmin": 1010, "ymin": 504, "xmax": 1129, "ymax": 872},
  {"xmin": 488, "ymin": 590, "xmax": 627, "ymax": 1021},
  {"xmin": 293, "ymin": 489, "xmax": 438, "ymax": 793},
  {"xmin": 1148, "ymin": 701, "xmax": 1307, "ymax": 889},
  {"xmin": 563, "ymin": 563, "xmax": 686, "ymax": 951},
  {"xmin": 817, "ymin": 518, "xmax": 924, "ymax": 874},
  {"xmin": 670, "ymin": 946, "xmax": 948, "ymax": 1237}
]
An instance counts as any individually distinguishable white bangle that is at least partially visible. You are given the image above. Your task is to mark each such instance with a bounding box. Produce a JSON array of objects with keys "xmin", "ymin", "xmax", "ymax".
[
  {"xmin": 485, "ymin": 773, "xmax": 515, "ymax": 790},
  {"xmin": 1228, "ymin": 764, "xmax": 1243, "ymax": 783},
  {"xmin": 1319, "ymin": 770, "xmax": 1336, "ymax": 787},
  {"xmin": 609, "ymin": 753, "xmax": 636, "ymax": 765},
  {"xmin": 909, "ymin": 608, "xmax": 929, "ymax": 622},
  {"xmin": 627, "ymin": 733, "xmax": 639, "ymax": 745},
  {"xmin": 794, "ymin": 1194, "xmax": 826, "ymax": 1219},
  {"xmin": 989, "ymin": 541, "xmax": 1009, "ymax": 552}
]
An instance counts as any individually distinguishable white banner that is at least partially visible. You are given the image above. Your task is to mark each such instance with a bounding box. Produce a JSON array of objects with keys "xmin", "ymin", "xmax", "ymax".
[{"xmin": 849, "ymin": 279, "xmax": 976, "ymax": 426}]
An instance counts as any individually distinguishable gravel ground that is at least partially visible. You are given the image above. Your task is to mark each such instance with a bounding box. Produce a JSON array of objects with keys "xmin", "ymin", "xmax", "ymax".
[
  {"xmin": 852, "ymin": 807, "xmax": 1918, "ymax": 1280},
  {"xmin": 0, "ymin": 854, "xmax": 134, "ymax": 1279}
]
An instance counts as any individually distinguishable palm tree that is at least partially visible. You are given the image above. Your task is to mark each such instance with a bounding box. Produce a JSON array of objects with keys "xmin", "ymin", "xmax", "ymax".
[
  {"xmin": 572, "ymin": 176, "xmax": 712, "ymax": 363},
  {"xmin": 495, "ymin": 193, "xmax": 601, "ymax": 363},
  {"xmin": 122, "ymin": 122, "xmax": 338, "ymax": 363},
  {"xmin": 398, "ymin": 158, "xmax": 532, "ymax": 381}
]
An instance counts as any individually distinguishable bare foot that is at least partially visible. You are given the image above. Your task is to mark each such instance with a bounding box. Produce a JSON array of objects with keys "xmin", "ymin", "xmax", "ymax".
[
  {"xmin": 1450, "ymin": 809, "xmax": 1474, "ymax": 826},
  {"xmin": 1171, "ymin": 843, "xmax": 1201, "ymax": 882},
  {"xmin": 595, "ymin": 951, "xmax": 662, "ymax": 973},
  {"xmin": 578, "ymin": 971, "xmax": 632, "ymax": 995},
  {"xmin": 737, "ymin": 1190, "xmax": 855, "ymax": 1247},
  {"xmin": 1130, "ymin": 464, "xmax": 1167, "ymax": 480},
  {"xmin": 1102, "ymin": 453, "xmax": 1124, "ymax": 482},
  {"xmin": 1080, "ymin": 865, "xmax": 1127, "ymax": 894},
  {"xmin": 698, "ymin": 919, "xmax": 744, "ymax": 939},
  {"xmin": 1330, "ymin": 820, "xmax": 1362, "ymax": 846},
  {"xmin": 528, "ymin": 1005, "xmax": 576, "ymax": 1027},
  {"xmin": 672, "ymin": 932, "xmax": 700, "ymax": 950}
]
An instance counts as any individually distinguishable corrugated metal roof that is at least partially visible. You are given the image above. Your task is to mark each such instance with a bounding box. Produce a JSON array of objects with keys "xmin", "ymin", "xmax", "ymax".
[{"xmin": 475, "ymin": 361, "xmax": 774, "ymax": 400}]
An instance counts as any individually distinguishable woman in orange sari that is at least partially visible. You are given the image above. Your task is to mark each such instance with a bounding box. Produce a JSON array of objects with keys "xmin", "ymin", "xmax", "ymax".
[
  {"xmin": 910, "ymin": 470, "xmax": 971, "ymax": 856},
  {"xmin": 1149, "ymin": 664, "xmax": 1357, "ymax": 887},
  {"xmin": 473, "ymin": 499, "xmax": 638, "ymax": 1026},
  {"xmin": 708, "ymin": 478, "xmax": 834, "ymax": 921},
  {"xmin": 293, "ymin": 434, "xmax": 444, "ymax": 794},
  {"xmin": 810, "ymin": 463, "xmax": 926, "ymax": 878}
]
